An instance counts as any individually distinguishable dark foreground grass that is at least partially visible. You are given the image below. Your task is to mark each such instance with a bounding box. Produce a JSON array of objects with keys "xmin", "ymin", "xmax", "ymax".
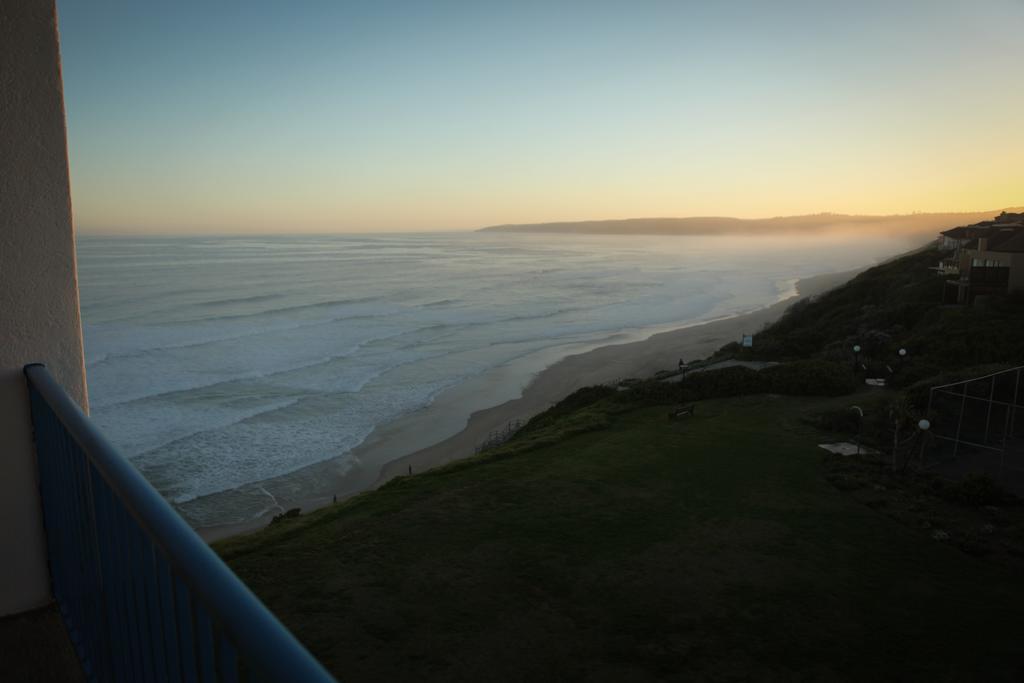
[{"xmin": 218, "ymin": 395, "xmax": 1024, "ymax": 682}]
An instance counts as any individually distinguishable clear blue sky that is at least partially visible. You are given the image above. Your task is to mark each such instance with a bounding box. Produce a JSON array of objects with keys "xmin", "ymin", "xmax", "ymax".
[{"xmin": 57, "ymin": 1, "xmax": 1024, "ymax": 233}]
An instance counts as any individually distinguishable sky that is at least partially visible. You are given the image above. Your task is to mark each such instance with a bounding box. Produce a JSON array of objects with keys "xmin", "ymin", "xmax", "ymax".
[{"xmin": 57, "ymin": 0, "xmax": 1024, "ymax": 234}]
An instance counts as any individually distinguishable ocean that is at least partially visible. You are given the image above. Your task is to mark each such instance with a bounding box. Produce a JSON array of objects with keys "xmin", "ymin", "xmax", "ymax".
[{"xmin": 77, "ymin": 231, "xmax": 916, "ymax": 526}]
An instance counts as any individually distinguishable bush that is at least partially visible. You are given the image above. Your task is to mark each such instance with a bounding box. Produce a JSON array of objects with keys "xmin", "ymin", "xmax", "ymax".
[
  {"xmin": 762, "ymin": 360, "xmax": 857, "ymax": 396},
  {"xmin": 932, "ymin": 474, "xmax": 1012, "ymax": 506},
  {"xmin": 614, "ymin": 360, "xmax": 857, "ymax": 410},
  {"xmin": 810, "ymin": 407, "xmax": 863, "ymax": 435},
  {"xmin": 710, "ymin": 341, "xmax": 741, "ymax": 361},
  {"xmin": 806, "ymin": 394, "xmax": 903, "ymax": 448},
  {"xmin": 904, "ymin": 364, "xmax": 1016, "ymax": 411},
  {"xmin": 270, "ymin": 508, "xmax": 302, "ymax": 525},
  {"xmin": 887, "ymin": 362, "xmax": 943, "ymax": 390},
  {"xmin": 520, "ymin": 385, "xmax": 617, "ymax": 434},
  {"xmin": 618, "ymin": 379, "xmax": 684, "ymax": 405},
  {"xmin": 677, "ymin": 366, "xmax": 767, "ymax": 400}
]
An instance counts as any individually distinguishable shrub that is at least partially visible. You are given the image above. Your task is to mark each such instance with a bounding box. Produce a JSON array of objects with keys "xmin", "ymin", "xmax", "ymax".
[
  {"xmin": 762, "ymin": 360, "xmax": 857, "ymax": 396},
  {"xmin": 810, "ymin": 407, "xmax": 863, "ymax": 435},
  {"xmin": 520, "ymin": 385, "xmax": 617, "ymax": 434},
  {"xmin": 932, "ymin": 474, "xmax": 1011, "ymax": 506},
  {"xmin": 806, "ymin": 394, "xmax": 902, "ymax": 447},
  {"xmin": 904, "ymin": 364, "xmax": 1016, "ymax": 411},
  {"xmin": 616, "ymin": 360, "xmax": 857, "ymax": 409},
  {"xmin": 710, "ymin": 341, "xmax": 741, "ymax": 361},
  {"xmin": 887, "ymin": 362, "xmax": 943, "ymax": 390},
  {"xmin": 677, "ymin": 366, "xmax": 767, "ymax": 401},
  {"xmin": 270, "ymin": 508, "xmax": 302, "ymax": 525}
]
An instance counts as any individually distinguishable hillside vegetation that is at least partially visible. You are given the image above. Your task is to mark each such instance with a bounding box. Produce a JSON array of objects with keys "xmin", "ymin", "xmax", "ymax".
[
  {"xmin": 719, "ymin": 245, "xmax": 1024, "ymax": 380},
  {"xmin": 218, "ymin": 242, "xmax": 1024, "ymax": 681}
]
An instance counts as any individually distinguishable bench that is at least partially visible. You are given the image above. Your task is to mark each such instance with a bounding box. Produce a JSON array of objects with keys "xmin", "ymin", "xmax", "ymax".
[{"xmin": 668, "ymin": 404, "xmax": 696, "ymax": 419}]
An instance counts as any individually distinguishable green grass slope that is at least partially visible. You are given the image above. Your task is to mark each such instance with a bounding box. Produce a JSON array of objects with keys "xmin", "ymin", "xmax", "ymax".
[{"xmin": 219, "ymin": 394, "xmax": 1024, "ymax": 682}]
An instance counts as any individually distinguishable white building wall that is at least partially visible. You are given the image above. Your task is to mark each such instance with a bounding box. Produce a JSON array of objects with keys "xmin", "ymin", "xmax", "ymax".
[{"xmin": 0, "ymin": 1, "xmax": 89, "ymax": 616}]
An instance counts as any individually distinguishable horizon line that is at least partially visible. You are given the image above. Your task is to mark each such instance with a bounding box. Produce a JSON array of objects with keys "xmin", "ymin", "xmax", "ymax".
[{"xmin": 76, "ymin": 205, "xmax": 1024, "ymax": 237}]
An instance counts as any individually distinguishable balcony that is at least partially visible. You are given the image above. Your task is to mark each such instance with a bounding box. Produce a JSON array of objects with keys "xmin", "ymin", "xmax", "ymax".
[
  {"xmin": 933, "ymin": 258, "xmax": 959, "ymax": 276},
  {"xmin": 16, "ymin": 364, "xmax": 336, "ymax": 682}
]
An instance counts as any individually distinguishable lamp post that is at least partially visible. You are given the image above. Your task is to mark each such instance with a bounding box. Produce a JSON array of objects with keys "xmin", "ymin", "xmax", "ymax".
[
  {"xmin": 851, "ymin": 405, "xmax": 864, "ymax": 455},
  {"xmin": 897, "ymin": 347, "xmax": 907, "ymax": 372},
  {"xmin": 852, "ymin": 344, "xmax": 861, "ymax": 373},
  {"xmin": 917, "ymin": 418, "xmax": 930, "ymax": 469}
]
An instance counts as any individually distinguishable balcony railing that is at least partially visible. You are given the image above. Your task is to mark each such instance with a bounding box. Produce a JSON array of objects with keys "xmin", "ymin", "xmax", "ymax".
[{"xmin": 24, "ymin": 363, "xmax": 336, "ymax": 683}]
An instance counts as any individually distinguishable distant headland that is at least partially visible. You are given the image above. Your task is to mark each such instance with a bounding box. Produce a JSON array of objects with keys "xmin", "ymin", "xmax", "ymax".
[{"xmin": 478, "ymin": 209, "xmax": 1024, "ymax": 237}]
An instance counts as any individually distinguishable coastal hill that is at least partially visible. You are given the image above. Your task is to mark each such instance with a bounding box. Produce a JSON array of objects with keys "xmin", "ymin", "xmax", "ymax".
[
  {"xmin": 479, "ymin": 209, "xmax": 1023, "ymax": 237},
  {"xmin": 219, "ymin": 234, "xmax": 1024, "ymax": 681}
]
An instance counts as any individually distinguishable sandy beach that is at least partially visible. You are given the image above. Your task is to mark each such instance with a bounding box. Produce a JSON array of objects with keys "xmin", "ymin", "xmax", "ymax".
[
  {"xmin": 373, "ymin": 269, "xmax": 854, "ymax": 483},
  {"xmin": 198, "ymin": 267, "xmax": 857, "ymax": 542}
]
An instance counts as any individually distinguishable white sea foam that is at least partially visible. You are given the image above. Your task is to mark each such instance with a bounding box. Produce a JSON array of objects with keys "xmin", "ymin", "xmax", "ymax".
[{"xmin": 78, "ymin": 231, "xmax": 908, "ymax": 514}]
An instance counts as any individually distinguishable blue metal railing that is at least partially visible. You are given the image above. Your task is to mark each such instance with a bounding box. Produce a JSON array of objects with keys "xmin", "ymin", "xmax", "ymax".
[{"xmin": 24, "ymin": 363, "xmax": 336, "ymax": 683}]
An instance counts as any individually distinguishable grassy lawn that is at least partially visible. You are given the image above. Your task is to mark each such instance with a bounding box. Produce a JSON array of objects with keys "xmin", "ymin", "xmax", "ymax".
[{"xmin": 218, "ymin": 394, "xmax": 1024, "ymax": 682}]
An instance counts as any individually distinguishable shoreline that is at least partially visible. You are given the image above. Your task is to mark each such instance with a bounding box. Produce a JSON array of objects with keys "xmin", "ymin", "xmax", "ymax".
[
  {"xmin": 371, "ymin": 268, "xmax": 854, "ymax": 486},
  {"xmin": 197, "ymin": 267, "xmax": 858, "ymax": 542}
]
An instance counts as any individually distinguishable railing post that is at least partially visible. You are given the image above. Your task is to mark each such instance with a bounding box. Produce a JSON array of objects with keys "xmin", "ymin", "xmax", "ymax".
[{"xmin": 23, "ymin": 364, "xmax": 58, "ymax": 605}]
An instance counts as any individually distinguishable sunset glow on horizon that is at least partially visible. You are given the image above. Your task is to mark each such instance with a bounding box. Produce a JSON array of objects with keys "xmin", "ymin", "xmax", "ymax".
[{"xmin": 59, "ymin": 1, "xmax": 1024, "ymax": 234}]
